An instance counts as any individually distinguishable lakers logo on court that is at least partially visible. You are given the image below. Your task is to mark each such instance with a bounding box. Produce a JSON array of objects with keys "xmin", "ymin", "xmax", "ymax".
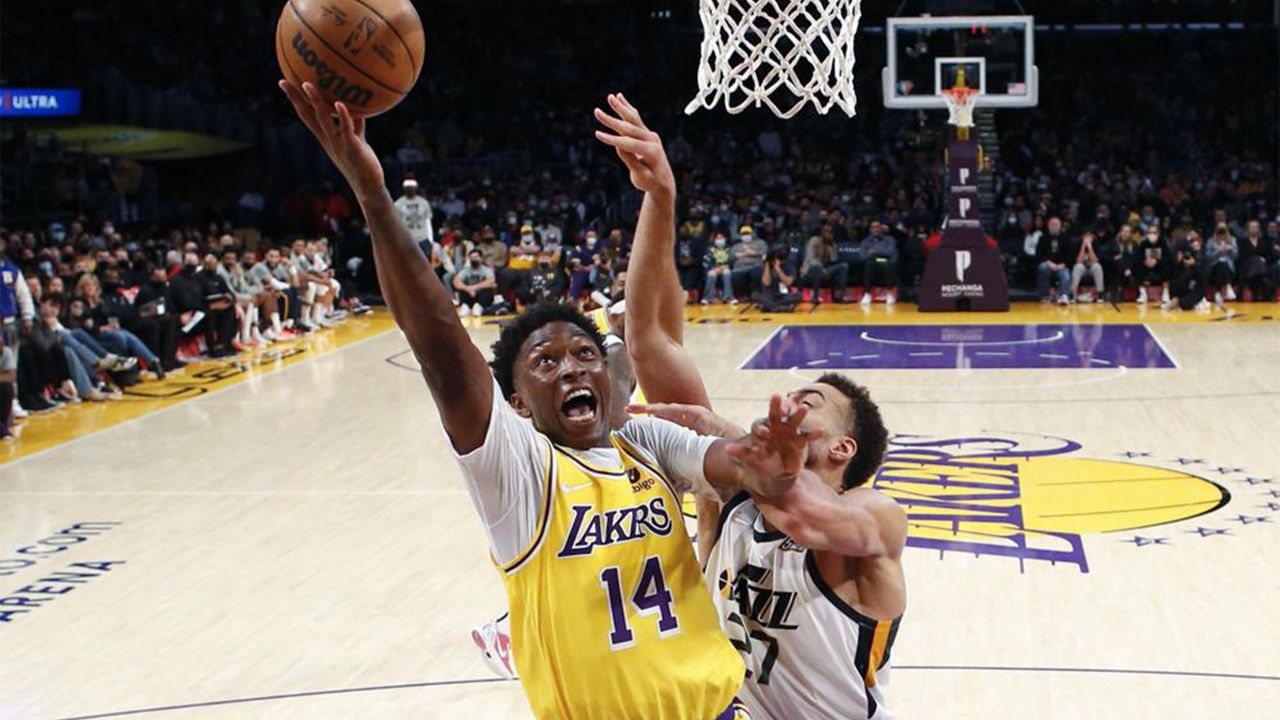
[{"xmin": 872, "ymin": 432, "xmax": 1265, "ymax": 572}]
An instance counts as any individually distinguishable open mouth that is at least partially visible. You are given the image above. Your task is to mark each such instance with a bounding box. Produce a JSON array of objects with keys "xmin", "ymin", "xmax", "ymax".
[{"xmin": 560, "ymin": 387, "xmax": 598, "ymax": 424}]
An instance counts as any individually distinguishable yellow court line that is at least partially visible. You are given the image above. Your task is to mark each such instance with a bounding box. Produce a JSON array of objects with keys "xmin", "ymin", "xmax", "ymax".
[{"xmin": 1, "ymin": 312, "xmax": 399, "ymax": 465}]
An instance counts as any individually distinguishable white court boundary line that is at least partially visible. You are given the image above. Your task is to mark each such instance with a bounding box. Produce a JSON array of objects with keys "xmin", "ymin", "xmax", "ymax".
[
  {"xmin": 736, "ymin": 324, "xmax": 785, "ymax": 370},
  {"xmin": 0, "ymin": 328, "xmax": 399, "ymax": 471},
  {"xmin": 788, "ymin": 364, "xmax": 1132, "ymax": 391},
  {"xmin": 1144, "ymin": 323, "xmax": 1180, "ymax": 368},
  {"xmin": 859, "ymin": 329, "xmax": 1066, "ymax": 347}
]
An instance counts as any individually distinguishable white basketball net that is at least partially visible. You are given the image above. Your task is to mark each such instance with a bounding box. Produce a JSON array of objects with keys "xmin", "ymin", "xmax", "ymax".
[
  {"xmin": 942, "ymin": 88, "xmax": 979, "ymax": 129},
  {"xmin": 684, "ymin": 0, "xmax": 864, "ymax": 119}
]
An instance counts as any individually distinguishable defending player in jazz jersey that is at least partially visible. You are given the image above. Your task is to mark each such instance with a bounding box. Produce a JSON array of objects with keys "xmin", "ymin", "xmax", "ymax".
[
  {"xmin": 597, "ymin": 93, "xmax": 910, "ymax": 720},
  {"xmin": 707, "ymin": 495, "xmax": 902, "ymax": 719}
]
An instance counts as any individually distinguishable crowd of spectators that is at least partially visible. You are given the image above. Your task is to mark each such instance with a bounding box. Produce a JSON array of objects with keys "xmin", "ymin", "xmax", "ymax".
[
  {"xmin": 1, "ymin": 4, "xmax": 1276, "ymax": 437},
  {"xmin": 0, "ymin": 221, "xmax": 369, "ymax": 436}
]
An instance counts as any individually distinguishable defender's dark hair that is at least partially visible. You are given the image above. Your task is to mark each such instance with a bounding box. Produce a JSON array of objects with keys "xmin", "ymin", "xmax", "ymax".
[
  {"xmin": 489, "ymin": 301, "xmax": 608, "ymax": 400},
  {"xmin": 816, "ymin": 372, "xmax": 888, "ymax": 490}
]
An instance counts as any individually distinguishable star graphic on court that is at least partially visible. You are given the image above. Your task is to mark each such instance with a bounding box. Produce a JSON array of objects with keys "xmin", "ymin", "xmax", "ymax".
[
  {"xmin": 1229, "ymin": 515, "xmax": 1270, "ymax": 525},
  {"xmin": 1242, "ymin": 477, "xmax": 1274, "ymax": 485},
  {"xmin": 1119, "ymin": 451, "xmax": 1151, "ymax": 459},
  {"xmin": 1265, "ymin": 489, "xmax": 1280, "ymax": 498},
  {"xmin": 1186, "ymin": 527, "xmax": 1230, "ymax": 537},
  {"xmin": 1259, "ymin": 503, "xmax": 1280, "ymax": 513},
  {"xmin": 1215, "ymin": 466, "xmax": 1245, "ymax": 475},
  {"xmin": 1173, "ymin": 458, "xmax": 1205, "ymax": 465},
  {"xmin": 1122, "ymin": 536, "xmax": 1169, "ymax": 547}
]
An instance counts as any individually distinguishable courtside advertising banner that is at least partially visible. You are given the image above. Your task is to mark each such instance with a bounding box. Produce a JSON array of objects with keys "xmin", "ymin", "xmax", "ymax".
[{"xmin": 0, "ymin": 88, "xmax": 81, "ymax": 117}]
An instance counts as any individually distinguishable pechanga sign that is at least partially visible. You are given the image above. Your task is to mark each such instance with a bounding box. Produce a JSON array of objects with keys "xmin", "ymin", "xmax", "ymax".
[
  {"xmin": 871, "ymin": 432, "xmax": 1267, "ymax": 572},
  {"xmin": 0, "ymin": 88, "xmax": 81, "ymax": 117}
]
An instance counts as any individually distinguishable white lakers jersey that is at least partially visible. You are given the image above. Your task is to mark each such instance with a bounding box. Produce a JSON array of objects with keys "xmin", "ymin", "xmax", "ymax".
[{"xmin": 705, "ymin": 493, "xmax": 901, "ymax": 720}]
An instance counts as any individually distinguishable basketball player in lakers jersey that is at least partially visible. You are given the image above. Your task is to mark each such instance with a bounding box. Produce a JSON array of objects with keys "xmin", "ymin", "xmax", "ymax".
[
  {"xmin": 468, "ymin": 298, "xmax": 654, "ymax": 679},
  {"xmin": 595, "ymin": 93, "xmax": 909, "ymax": 719},
  {"xmin": 279, "ymin": 80, "xmax": 808, "ymax": 719}
]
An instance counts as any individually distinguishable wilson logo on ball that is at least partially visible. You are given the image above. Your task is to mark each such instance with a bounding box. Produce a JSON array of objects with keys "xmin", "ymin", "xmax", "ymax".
[{"xmin": 290, "ymin": 31, "xmax": 373, "ymax": 107}]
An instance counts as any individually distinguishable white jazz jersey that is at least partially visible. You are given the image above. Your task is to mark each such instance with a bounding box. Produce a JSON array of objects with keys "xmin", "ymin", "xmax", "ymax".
[{"xmin": 705, "ymin": 493, "xmax": 901, "ymax": 720}]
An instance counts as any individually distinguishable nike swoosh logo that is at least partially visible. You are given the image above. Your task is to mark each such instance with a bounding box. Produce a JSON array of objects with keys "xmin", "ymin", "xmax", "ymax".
[{"xmin": 560, "ymin": 481, "xmax": 594, "ymax": 493}]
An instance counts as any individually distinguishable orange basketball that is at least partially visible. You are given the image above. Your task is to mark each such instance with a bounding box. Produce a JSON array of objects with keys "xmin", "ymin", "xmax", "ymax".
[{"xmin": 276, "ymin": 0, "xmax": 424, "ymax": 117}]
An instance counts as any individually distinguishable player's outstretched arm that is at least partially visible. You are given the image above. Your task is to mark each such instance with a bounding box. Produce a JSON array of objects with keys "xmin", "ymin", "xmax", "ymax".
[
  {"xmin": 280, "ymin": 81, "xmax": 492, "ymax": 452},
  {"xmin": 594, "ymin": 94, "xmax": 709, "ymax": 410},
  {"xmin": 754, "ymin": 479, "xmax": 907, "ymax": 559}
]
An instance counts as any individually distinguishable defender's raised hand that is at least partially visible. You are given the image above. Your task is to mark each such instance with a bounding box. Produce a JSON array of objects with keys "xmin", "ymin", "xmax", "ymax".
[
  {"xmin": 279, "ymin": 80, "xmax": 384, "ymax": 197},
  {"xmin": 723, "ymin": 394, "xmax": 821, "ymax": 495},
  {"xmin": 593, "ymin": 93, "xmax": 675, "ymax": 199}
]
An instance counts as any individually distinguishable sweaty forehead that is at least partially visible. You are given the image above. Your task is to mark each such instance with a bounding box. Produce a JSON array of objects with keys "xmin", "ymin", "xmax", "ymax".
[{"xmin": 522, "ymin": 321, "xmax": 593, "ymax": 353}]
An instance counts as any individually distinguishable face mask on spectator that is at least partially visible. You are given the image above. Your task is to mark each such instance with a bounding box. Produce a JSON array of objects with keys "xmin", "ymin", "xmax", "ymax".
[
  {"xmin": 38, "ymin": 260, "xmax": 53, "ymax": 276},
  {"xmin": 714, "ymin": 237, "xmax": 726, "ymax": 248},
  {"xmin": 522, "ymin": 234, "xmax": 535, "ymax": 245},
  {"xmin": 506, "ymin": 214, "xmax": 518, "ymax": 225},
  {"xmin": 586, "ymin": 236, "xmax": 598, "ymax": 248},
  {"xmin": 470, "ymin": 258, "xmax": 481, "ymax": 269}
]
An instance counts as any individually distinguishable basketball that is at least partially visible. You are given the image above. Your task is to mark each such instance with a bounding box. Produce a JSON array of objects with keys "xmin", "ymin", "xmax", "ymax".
[{"xmin": 275, "ymin": 0, "xmax": 424, "ymax": 117}]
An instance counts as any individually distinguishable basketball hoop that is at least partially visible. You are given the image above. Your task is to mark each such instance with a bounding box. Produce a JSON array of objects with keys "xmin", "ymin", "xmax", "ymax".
[
  {"xmin": 684, "ymin": 0, "xmax": 864, "ymax": 119},
  {"xmin": 941, "ymin": 86, "xmax": 980, "ymax": 137}
]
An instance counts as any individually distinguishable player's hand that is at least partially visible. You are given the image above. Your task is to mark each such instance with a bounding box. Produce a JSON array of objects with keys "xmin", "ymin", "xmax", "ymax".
[
  {"xmin": 627, "ymin": 402, "xmax": 744, "ymax": 438},
  {"xmin": 279, "ymin": 80, "xmax": 385, "ymax": 199},
  {"xmin": 723, "ymin": 394, "xmax": 821, "ymax": 494},
  {"xmin": 593, "ymin": 93, "xmax": 675, "ymax": 200}
]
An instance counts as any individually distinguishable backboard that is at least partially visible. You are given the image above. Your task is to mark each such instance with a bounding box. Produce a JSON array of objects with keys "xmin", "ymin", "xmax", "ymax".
[{"xmin": 883, "ymin": 15, "xmax": 1037, "ymax": 109}]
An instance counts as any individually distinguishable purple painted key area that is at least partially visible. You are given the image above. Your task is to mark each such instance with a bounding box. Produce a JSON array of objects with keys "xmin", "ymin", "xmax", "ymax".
[{"xmin": 742, "ymin": 324, "xmax": 1176, "ymax": 370}]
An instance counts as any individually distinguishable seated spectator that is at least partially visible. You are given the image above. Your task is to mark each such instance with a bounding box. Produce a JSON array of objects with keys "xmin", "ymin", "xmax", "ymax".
[
  {"xmin": 1070, "ymin": 230, "xmax": 1106, "ymax": 303},
  {"xmin": 1205, "ymin": 224, "xmax": 1239, "ymax": 302},
  {"xmin": 248, "ymin": 247, "xmax": 300, "ymax": 333},
  {"xmin": 860, "ymin": 220, "xmax": 900, "ymax": 305},
  {"xmin": 730, "ymin": 225, "xmax": 767, "ymax": 299},
  {"xmin": 675, "ymin": 232, "xmax": 703, "ymax": 293},
  {"xmin": 132, "ymin": 264, "xmax": 181, "ymax": 370},
  {"xmin": 589, "ymin": 255, "xmax": 620, "ymax": 308},
  {"xmin": 1237, "ymin": 220, "xmax": 1275, "ymax": 301},
  {"xmin": 1035, "ymin": 217, "xmax": 1075, "ymax": 304},
  {"xmin": 1101, "ymin": 224, "xmax": 1138, "ymax": 300},
  {"xmin": 1269, "ymin": 221, "xmax": 1280, "ymax": 289},
  {"xmin": 0, "ymin": 239, "xmax": 35, "ymax": 347},
  {"xmin": 453, "ymin": 249, "xmax": 497, "ymax": 316},
  {"xmin": 507, "ymin": 225, "xmax": 542, "ymax": 304},
  {"xmin": 757, "ymin": 249, "xmax": 800, "ymax": 312},
  {"xmin": 74, "ymin": 273, "xmax": 164, "ymax": 378},
  {"xmin": 1135, "ymin": 225, "xmax": 1173, "ymax": 306},
  {"xmin": 34, "ymin": 295, "xmax": 120, "ymax": 402},
  {"xmin": 701, "ymin": 232, "xmax": 734, "ymax": 305},
  {"xmin": 219, "ymin": 250, "xmax": 268, "ymax": 347},
  {"xmin": 519, "ymin": 250, "xmax": 565, "ymax": 306},
  {"xmin": 801, "ymin": 226, "xmax": 850, "ymax": 303},
  {"xmin": 290, "ymin": 239, "xmax": 333, "ymax": 330},
  {"xmin": 168, "ymin": 253, "xmax": 235, "ymax": 359},
  {"xmin": 476, "ymin": 227, "xmax": 514, "ymax": 297},
  {"xmin": 566, "ymin": 231, "xmax": 599, "ymax": 301},
  {"xmin": 1171, "ymin": 234, "xmax": 1208, "ymax": 311},
  {"xmin": 237, "ymin": 251, "xmax": 287, "ymax": 341},
  {"xmin": 0, "ymin": 333, "xmax": 14, "ymax": 439},
  {"xmin": 200, "ymin": 254, "xmax": 241, "ymax": 355}
]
